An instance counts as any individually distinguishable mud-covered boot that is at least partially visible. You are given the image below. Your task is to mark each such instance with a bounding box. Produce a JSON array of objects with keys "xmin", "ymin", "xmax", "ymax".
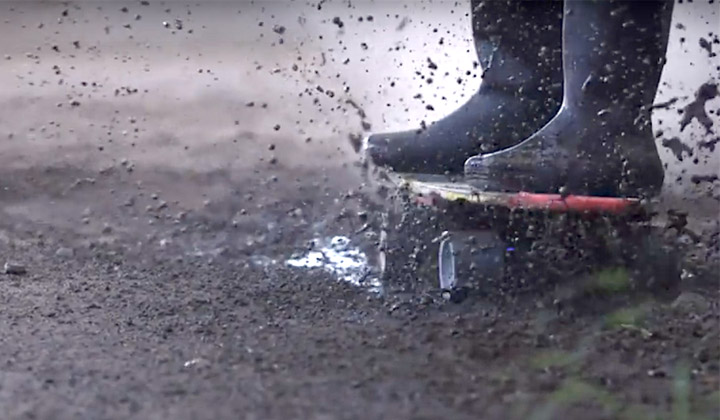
[
  {"xmin": 464, "ymin": 0, "xmax": 674, "ymax": 198},
  {"xmin": 364, "ymin": 0, "xmax": 563, "ymax": 174}
]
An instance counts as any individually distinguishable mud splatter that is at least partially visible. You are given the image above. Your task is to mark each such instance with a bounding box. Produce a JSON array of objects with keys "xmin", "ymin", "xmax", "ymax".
[
  {"xmin": 661, "ymin": 137, "xmax": 694, "ymax": 161},
  {"xmin": 699, "ymin": 37, "xmax": 713, "ymax": 57},
  {"xmin": 698, "ymin": 137, "xmax": 720, "ymax": 152},
  {"xmin": 396, "ymin": 16, "xmax": 410, "ymax": 31},
  {"xmin": 679, "ymin": 82, "xmax": 718, "ymax": 133},
  {"xmin": 690, "ymin": 174, "xmax": 719, "ymax": 185},
  {"xmin": 347, "ymin": 133, "xmax": 363, "ymax": 153},
  {"xmin": 649, "ymin": 97, "xmax": 679, "ymax": 111},
  {"xmin": 286, "ymin": 236, "xmax": 380, "ymax": 292},
  {"xmin": 345, "ymin": 99, "xmax": 372, "ymax": 131}
]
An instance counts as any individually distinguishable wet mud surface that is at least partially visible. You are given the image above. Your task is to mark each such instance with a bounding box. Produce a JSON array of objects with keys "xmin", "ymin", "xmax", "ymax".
[
  {"xmin": 1, "ymin": 161, "xmax": 719, "ymax": 420},
  {"xmin": 1, "ymin": 1, "xmax": 719, "ymax": 419}
]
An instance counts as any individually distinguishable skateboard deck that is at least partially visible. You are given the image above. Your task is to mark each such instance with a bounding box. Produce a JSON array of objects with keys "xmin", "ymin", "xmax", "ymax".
[
  {"xmin": 378, "ymin": 172, "xmax": 672, "ymax": 298},
  {"xmin": 393, "ymin": 173, "xmax": 643, "ymax": 216}
]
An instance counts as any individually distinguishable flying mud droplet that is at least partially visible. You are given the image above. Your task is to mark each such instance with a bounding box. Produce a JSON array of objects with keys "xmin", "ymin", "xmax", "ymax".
[
  {"xmin": 347, "ymin": 133, "xmax": 363, "ymax": 153},
  {"xmin": 649, "ymin": 97, "xmax": 678, "ymax": 111},
  {"xmin": 679, "ymin": 82, "xmax": 718, "ymax": 133},
  {"xmin": 698, "ymin": 137, "xmax": 719, "ymax": 152},
  {"xmin": 690, "ymin": 174, "xmax": 719, "ymax": 185},
  {"xmin": 396, "ymin": 16, "xmax": 410, "ymax": 31},
  {"xmin": 661, "ymin": 137, "xmax": 693, "ymax": 161},
  {"xmin": 332, "ymin": 17, "xmax": 344, "ymax": 29},
  {"xmin": 698, "ymin": 37, "xmax": 713, "ymax": 57},
  {"xmin": 286, "ymin": 236, "xmax": 380, "ymax": 292}
]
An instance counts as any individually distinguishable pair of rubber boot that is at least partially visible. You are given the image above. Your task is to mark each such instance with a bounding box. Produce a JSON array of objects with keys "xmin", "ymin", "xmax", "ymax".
[{"xmin": 365, "ymin": 0, "xmax": 675, "ymax": 198}]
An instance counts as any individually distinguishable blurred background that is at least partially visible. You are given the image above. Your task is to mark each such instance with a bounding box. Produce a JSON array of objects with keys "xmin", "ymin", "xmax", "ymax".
[{"xmin": 1, "ymin": 0, "xmax": 717, "ymax": 198}]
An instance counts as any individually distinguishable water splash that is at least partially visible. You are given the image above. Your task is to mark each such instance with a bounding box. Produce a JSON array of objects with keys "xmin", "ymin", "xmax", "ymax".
[{"xmin": 286, "ymin": 236, "xmax": 381, "ymax": 292}]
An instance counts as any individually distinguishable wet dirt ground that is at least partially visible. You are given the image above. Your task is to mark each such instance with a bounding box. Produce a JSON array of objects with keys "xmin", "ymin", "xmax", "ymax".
[{"xmin": 1, "ymin": 2, "xmax": 719, "ymax": 419}]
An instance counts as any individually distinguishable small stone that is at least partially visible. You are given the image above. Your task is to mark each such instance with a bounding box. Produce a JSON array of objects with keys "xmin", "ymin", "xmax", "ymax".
[
  {"xmin": 672, "ymin": 292, "xmax": 710, "ymax": 314},
  {"xmin": 3, "ymin": 262, "xmax": 26, "ymax": 275},
  {"xmin": 101, "ymin": 224, "xmax": 113, "ymax": 234},
  {"xmin": 55, "ymin": 247, "xmax": 75, "ymax": 258}
]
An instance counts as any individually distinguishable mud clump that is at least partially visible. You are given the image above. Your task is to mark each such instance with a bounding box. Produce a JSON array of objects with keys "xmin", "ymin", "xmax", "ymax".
[
  {"xmin": 661, "ymin": 136, "xmax": 694, "ymax": 161},
  {"xmin": 679, "ymin": 82, "xmax": 718, "ymax": 133},
  {"xmin": 698, "ymin": 137, "xmax": 720, "ymax": 152},
  {"xmin": 690, "ymin": 174, "xmax": 719, "ymax": 185}
]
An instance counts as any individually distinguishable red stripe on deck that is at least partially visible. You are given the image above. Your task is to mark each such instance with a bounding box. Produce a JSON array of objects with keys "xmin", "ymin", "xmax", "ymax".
[{"xmin": 507, "ymin": 192, "xmax": 639, "ymax": 214}]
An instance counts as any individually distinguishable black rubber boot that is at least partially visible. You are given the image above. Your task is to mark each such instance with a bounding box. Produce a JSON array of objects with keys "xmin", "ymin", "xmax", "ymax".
[
  {"xmin": 464, "ymin": 0, "xmax": 674, "ymax": 198},
  {"xmin": 364, "ymin": 0, "xmax": 563, "ymax": 174}
]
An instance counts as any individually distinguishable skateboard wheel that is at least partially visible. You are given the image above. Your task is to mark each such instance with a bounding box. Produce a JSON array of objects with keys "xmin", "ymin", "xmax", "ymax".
[
  {"xmin": 438, "ymin": 230, "xmax": 505, "ymax": 293},
  {"xmin": 441, "ymin": 287, "xmax": 469, "ymax": 303}
]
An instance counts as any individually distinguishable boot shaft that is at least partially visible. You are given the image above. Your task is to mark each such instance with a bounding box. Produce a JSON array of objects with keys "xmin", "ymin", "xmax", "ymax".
[
  {"xmin": 470, "ymin": 0, "xmax": 563, "ymax": 94},
  {"xmin": 562, "ymin": 0, "xmax": 674, "ymax": 115}
]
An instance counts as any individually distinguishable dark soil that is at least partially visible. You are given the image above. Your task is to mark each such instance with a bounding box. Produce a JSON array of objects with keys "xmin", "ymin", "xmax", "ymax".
[{"xmin": 0, "ymin": 163, "xmax": 718, "ymax": 420}]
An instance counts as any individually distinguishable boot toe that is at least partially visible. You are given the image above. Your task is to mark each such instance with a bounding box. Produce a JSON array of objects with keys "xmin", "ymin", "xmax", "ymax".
[{"xmin": 365, "ymin": 130, "xmax": 433, "ymax": 172}]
